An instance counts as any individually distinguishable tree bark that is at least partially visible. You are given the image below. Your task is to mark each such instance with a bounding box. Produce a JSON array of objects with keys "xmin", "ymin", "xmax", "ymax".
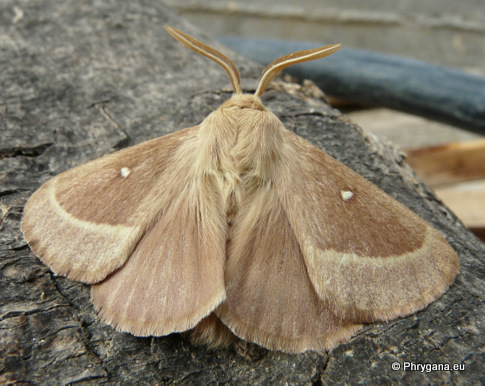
[{"xmin": 0, "ymin": 0, "xmax": 483, "ymax": 383}]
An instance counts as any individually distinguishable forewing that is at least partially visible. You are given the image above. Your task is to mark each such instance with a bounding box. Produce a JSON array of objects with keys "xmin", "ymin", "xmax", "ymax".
[
  {"xmin": 91, "ymin": 170, "xmax": 227, "ymax": 336},
  {"xmin": 275, "ymin": 131, "xmax": 459, "ymax": 322},
  {"xmin": 21, "ymin": 127, "xmax": 198, "ymax": 283},
  {"xmin": 216, "ymin": 180, "xmax": 361, "ymax": 353}
]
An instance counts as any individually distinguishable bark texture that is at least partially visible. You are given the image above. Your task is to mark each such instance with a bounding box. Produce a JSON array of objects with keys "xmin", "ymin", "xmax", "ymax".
[{"xmin": 0, "ymin": 0, "xmax": 483, "ymax": 383}]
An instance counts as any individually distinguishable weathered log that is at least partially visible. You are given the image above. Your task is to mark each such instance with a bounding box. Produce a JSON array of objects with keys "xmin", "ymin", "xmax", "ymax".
[{"xmin": 0, "ymin": 0, "xmax": 483, "ymax": 383}]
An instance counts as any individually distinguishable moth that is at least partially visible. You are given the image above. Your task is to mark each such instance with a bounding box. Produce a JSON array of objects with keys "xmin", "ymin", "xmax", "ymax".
[{"xmin": 21, "ymin": 26, "xmax": 459, "ymax": 353}]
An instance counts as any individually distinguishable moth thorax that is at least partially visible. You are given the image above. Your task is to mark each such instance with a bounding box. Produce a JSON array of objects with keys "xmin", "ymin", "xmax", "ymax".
[{"xmin": 220, "ymin": 94, "xmax": 265, "ymax": 111}]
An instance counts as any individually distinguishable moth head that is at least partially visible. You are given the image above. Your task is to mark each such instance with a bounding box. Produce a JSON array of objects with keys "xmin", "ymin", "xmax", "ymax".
[{"xmin": 165, "ymin": 25, "xmax": 341, "ymax": 98}]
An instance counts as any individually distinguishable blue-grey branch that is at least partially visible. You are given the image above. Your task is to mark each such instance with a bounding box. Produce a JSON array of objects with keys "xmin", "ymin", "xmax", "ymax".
[{"xmin": 220, "ymin": 37, "xmax": 485, "ymax": 133}]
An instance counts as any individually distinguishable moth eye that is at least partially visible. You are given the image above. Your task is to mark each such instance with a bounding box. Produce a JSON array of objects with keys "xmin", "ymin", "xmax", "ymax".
[
  {"xmin": 340, "ymin": 190, "xmax": 354, "ymax": 201},
  {"xmin": 120, "ymin": 167, "xmax": 131, "ymax": 178}
]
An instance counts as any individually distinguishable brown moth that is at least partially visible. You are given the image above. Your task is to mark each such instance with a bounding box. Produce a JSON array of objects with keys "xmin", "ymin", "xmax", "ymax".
[{"xmin": 21, "ymin": 26, "xmax": 459, "ymax": 354}]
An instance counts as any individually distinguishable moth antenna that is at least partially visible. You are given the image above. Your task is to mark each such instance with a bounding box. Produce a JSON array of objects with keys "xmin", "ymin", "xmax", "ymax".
[
  {"xmin": 255, "ymin": 44, "xmax": 342, "ymax": 97},
  {"xmin": 165, "ymin": 25, "xmax": 243, "ymax": 94}
]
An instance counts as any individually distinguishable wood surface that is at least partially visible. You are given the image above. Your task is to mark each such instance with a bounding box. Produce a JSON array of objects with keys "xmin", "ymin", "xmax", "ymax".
[{"xmin": 0, "ymin": 0, "xmax": 483, "ymax": 383}]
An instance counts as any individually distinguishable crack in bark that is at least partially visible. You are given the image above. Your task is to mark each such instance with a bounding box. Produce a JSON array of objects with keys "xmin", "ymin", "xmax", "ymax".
[
  {"xmin": 1, "ymin": 304, "xmax": 71, "ymax": 322},
  {"xmin": 0, "ymin": 189, "xmax": 30, "ymax": 198},
  {"xmin": 0, "ymin": 143, "xmax": 53, "ymax": 159}
]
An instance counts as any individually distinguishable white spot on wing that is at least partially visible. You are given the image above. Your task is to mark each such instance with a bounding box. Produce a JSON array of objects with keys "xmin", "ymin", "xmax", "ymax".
[
  {"xmin": 120, "ymin": 167, "xmax": 131, "ymax": 178},
  {"xmin": 341, "ymin": 190, "xmax": 354, "ymax": 201}
]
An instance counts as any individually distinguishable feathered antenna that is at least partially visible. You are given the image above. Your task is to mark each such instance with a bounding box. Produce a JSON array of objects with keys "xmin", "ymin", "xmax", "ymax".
[
  {"xmin": 165, "ymin": 26, "xmax": 242, "ymax": 94},
  {"xmin": 255, "ymin": 44, "xmax": 341, "ymax": 96}
]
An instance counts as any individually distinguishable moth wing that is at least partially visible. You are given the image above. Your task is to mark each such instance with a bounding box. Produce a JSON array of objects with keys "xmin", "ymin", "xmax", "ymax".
[
  {"xmin": 216, "ymin": 181, "xmax": 362, "ymax": 353},
  {"xmin": 275, "ymin": 131, "xmax": 459, "ymax": 322},
  {"xmin": 21, "ymin": 127, "xmax": 199, "ymax": 283},
  {"xmin": 90, "ymin": 166, "xmax": 227, "ymax": 336}
]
